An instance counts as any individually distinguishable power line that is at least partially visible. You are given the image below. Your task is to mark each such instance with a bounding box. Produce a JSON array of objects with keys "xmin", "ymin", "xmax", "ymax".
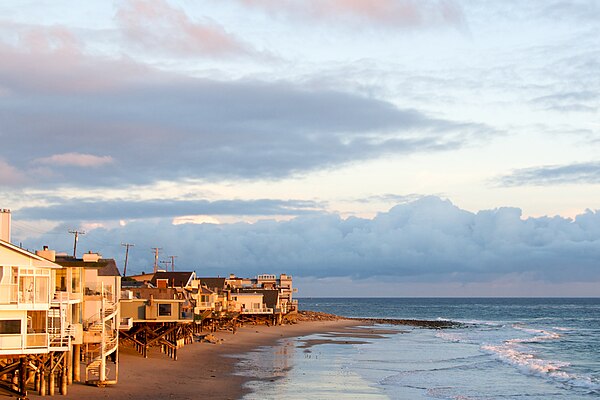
[
  {"xmin": 68, "ymin": 230, "xmax": 85, "ymax": 258},
  {"xmin": 159, "ymin": 260, "xmax": 171, "ymax": 271}
]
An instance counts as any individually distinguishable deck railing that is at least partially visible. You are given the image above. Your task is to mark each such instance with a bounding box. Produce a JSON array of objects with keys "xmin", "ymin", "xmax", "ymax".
[{"xmin": 241, "ymin": 307, "xmax": 273, "ymax": 314}]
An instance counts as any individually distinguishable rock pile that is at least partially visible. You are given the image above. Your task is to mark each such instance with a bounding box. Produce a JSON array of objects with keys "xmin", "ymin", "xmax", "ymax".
[{"xmin": 294, "ymin": 311, "xmax": 344, "ymax": 322}]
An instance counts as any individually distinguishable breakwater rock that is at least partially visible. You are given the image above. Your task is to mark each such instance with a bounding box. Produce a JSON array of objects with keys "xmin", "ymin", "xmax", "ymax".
[{"xmin": 352, "ymin": 318, "xmax": 461, "ymax": 329}]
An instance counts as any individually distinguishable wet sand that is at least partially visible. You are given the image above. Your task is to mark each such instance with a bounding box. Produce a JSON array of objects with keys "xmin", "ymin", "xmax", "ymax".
[{"xmin": 36, "ymin": 319, "xmax": 366, "ymax": 400}]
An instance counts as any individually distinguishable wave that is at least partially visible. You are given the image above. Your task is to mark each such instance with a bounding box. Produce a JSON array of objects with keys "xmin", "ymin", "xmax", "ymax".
[
  {"xmin": 508, "ymin": 325, "xmax": 562, "ymax": 343},
  {"xmin": 482, "ymin": 342, "xmax": 600, "ymax": 392}
]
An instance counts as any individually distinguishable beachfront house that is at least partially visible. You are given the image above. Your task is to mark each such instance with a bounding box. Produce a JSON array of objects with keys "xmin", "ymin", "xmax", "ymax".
[
  {"xmin": 53, "ymin": 253, "xmax": 121, "ymax": 386},
  {"xmin": 119, "ymin": 281, "xmax": 198, "ymax": 360},
  {"xmin": 0, "ymin": 209, "xmax": 72, "ymax": 397}
]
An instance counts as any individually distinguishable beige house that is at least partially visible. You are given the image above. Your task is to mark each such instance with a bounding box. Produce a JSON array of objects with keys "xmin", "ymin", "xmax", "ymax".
[
  {"xmin": 229, "ymin": 292, "xmax": 273, "ymax": 314},
  {"xmin": 53, "ymin": 253, "xmax": 121, "ymax": 386},
  {"xmin": 0, "ymin": 209, "xmax": 72, "ymax": 396}
]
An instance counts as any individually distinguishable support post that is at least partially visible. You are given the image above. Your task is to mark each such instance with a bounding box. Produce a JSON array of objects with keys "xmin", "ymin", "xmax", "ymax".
[
  {"xmin": 19, "ymin": 357, "xmax": 27, "ymax": 397},
  {"xmin": 60, "ymin": 355, "xmax": 68, "ymax": 395},
  {"xmin": 66, "ymin": 349, "xmax": 73, "ymax": 385},
  {"xmin": 73, "ymin": 345, "xmax": 81, "ymax": 382}
]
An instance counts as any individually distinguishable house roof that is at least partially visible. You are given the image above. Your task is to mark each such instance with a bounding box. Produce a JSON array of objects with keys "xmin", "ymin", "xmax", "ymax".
[
  {"xmin": 98, "ymin": 259, "xmax": 121, "ymax": 276},
  {"xmin": 150, "ymin": 271, "xmax": 195, "ymax": 288},
  {"xmin": 122, "ymin": 280, "xmax": 150, "ymax": 289},
  {"xmin": 0, "ymin": 239, "xmax": 64, "ymax": 268},
  {"xmin": 127, "ymin": 287, "xmax": 182, "ymax": 300},
  {"xmin": 197, "ymin": 277, "xmax": 226, "ymax": 291},
  {"xmin": 54, "ymin": 256, "xmax": 122, "ymax": 276}
]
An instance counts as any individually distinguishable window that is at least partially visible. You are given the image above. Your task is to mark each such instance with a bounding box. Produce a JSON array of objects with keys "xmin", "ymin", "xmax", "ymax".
[
  {"xmin": 71, "ymin": 268, "xmax": 81, "ymax": 293},
  {"xmin": 55, "ymin": 268, "xmax": 67, "ymax": 291},
  {"xmin": 158, "ymin": 303, "xmax": 172, "ymax": 317},
  {"xmin": 35, "ymin": 276, "xmax": 49, "ymax": 303},
  {"xmin": 0, "ymin": 320, "xmax": 21, "ymax": 334}
]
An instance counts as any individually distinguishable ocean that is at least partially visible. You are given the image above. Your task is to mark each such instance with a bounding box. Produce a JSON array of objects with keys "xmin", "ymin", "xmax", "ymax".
[{"xmin": 237, "ymin": 298, "xmax": 600, "ymax": 399}]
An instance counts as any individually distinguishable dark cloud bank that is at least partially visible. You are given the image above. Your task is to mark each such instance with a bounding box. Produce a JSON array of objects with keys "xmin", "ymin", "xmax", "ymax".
[
  {"xmin": 0, "ymin": 28, "xmax": 492, "ymax": 188},
  {"xmin": 19, "ymin": 197, "xmax": 600, "ymax": 287}
]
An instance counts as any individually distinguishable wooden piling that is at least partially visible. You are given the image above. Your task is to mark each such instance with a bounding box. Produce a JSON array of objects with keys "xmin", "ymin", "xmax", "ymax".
[
  {"xmin": 66, "ymin": 350, "xmax": 73, "ymax": 385},
  {"xmin": 39, "ymin": 373, "xmax": 46, "ymax": 396},
  {"xmin": 49, "ymin": 371, "xmax": 55, "ymax": 396},
  {"xmin": 73, "ymin": 345, "xmax": 81, "ymax": 382},
  {"xmin": 19, "ymin": 357, "xmax": 27, "ymax": 397}
]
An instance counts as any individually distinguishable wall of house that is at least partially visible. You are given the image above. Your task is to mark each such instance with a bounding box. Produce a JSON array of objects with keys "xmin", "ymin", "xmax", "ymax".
[
  {"xmin": 120, "ymin": 300, "xmax": 146, "ymax": 321},
  {"xmin": 0, "ymin": 309, "xmax": 26, "ymax": 349},
  {"xmin": 230, "ymin": 293, "xmax": 264, "ymax": 312}
]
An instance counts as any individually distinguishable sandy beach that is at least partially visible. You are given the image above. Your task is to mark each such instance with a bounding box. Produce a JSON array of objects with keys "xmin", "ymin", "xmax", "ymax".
[{"xmin": 20, "ymin": 319, "xmax": 364, "ymax": 400}]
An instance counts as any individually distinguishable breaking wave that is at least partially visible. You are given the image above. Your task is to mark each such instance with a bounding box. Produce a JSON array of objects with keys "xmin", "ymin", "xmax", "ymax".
[{"xmin": 482, "ymin": 327, "xmax": 600, "ymax": 392}]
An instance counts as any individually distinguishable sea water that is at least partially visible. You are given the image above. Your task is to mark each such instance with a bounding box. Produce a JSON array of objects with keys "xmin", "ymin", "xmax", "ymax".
[{"xmin": 238, "ymin": 298, "xmax": 600, "ymax": 399}]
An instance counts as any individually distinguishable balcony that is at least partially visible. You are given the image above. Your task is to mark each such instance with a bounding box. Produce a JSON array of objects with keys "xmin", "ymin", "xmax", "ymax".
[
  {"xmin": 195, "ymin": 301, "xmax": 214, "ymax": 310},
  {"xmin": 27, "ymin": 333, "xmax": 48, "ymax": 348},
  {"xmin": 0, "ymin": 333, "xmax": 55, "ymax": 354}
]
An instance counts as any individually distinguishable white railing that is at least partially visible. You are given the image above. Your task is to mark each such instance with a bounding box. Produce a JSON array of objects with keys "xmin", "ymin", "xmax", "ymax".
[
  {"xmin": 53, "ymin": 291, "xmax": 70, "ymax": 302},
  {"xmin": 241, "ymin": 307, "xmax": 273, "ymax": 314},
  {"xmin": 27, "ymin": 333, "xmax": 48, "ymax": 348}
]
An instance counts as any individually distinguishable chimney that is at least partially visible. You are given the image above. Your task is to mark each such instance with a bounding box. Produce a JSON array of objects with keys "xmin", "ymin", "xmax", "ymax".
[
  {"xmin": 0, "ymin": 209, "xmax": 11, "ymax": 243},
  {"xmin": 36, "ymin": 245, "xmax": 56, "ymax": 262}
]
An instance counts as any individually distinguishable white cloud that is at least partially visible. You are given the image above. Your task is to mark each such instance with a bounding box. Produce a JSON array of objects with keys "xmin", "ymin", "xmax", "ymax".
[
  {"xmin": 33, "ymin": 153, "xmax": 114, "ymax": 168},
  {"xmin": 0, "ymin": 159, "xmax": 27, "ymax": 185},
  {"xmin": 172, "ymin": 215, "xmax": 221, "ymax": 225}
]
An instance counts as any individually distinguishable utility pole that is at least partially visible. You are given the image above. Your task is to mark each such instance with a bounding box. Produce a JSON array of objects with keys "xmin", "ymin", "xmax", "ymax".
[
  {"xmin": 121, "ymin": 243, "xmax": 135, "ymax": 277},
  {"xmin": 68, "ymin": 230, "xmax": 85, "ymax": 258},
  {"xmin": 167, "ymin": 255, "xmax": 177, "ymax": 272},
  {"xmin": 151, "ymin": 247, "xmax": 162, "ymax": 274}
]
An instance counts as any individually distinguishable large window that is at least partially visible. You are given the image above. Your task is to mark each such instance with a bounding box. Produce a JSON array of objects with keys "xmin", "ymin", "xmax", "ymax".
[
  {"xmin": 71, "ymin": 268, "xmax": 81, "ymax": 293},
  {"xmin": 35, "ymin": 276, "xmax": 49, "ymax": 303},
  {"xmin": 158, "ymin": 303, "xmax": 172, "ymax": 317},
  {"xmin": 55, "ymin": 268, "xmax": 67, "ymax": 291},
  {"xmin": 0, "ymin": 320, "xmax": 21, "ymax": 334}
]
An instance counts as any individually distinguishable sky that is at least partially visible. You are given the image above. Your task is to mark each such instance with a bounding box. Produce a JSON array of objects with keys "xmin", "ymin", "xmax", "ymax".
[{"xmin": 1, "ymin": 0, "xmax": 599, "ymax": 296}]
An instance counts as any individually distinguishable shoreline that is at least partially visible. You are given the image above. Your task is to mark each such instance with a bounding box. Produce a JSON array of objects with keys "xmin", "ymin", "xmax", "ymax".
[
  {"xmin": 41, "ymin": 319, "xmax": 365, "ymax": 400},
  {"xmin": 10, "ymin": 313, "xmax": 460, "ymax": 400}
]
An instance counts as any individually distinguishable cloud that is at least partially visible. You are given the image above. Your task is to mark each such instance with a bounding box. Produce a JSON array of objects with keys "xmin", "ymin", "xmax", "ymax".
[
  {"xmin": 34, "ymin": 153, "xmax": 114, "ymax": 168},
  {"xmin": 0, "ymin": 22, "xmax": 157, "ymax": 94},
  {"xmin": 0, "ymin": 27, "xmax": 493, "ymax": 188},
  {"xmin": 235, "ymin": 0, "xmax": 465, "ymax": 29},
  {"xmin": 17, "ymin": 197, "xmax": 600, "ymax": 290},
  {"xmin": 0, "ymin": 159, "xmax": 27, "ymax": 186},
  {"xmin": 498, "ymin": 162, "xmax": 600, "ymax": 186},
  {"xmin": 15, "ymin": 198, "xmax": 323, "ymax": 221},
  {"xmin": 116, "ymin": 0, "xmax": 256, "ymax": 57},
  {"xmin": 531, "ymin": 91, "xmax": 598, "ymax": 113},
  {"xmin": 355, "ymin": 193, "xmax": 425, "ymax": 204}
]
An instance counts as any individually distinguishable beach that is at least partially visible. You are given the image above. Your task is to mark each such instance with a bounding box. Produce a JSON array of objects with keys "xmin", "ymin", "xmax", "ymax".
[{"xmin": 35, "ymin": 319, "xmax": 364, "ymax": 400}]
